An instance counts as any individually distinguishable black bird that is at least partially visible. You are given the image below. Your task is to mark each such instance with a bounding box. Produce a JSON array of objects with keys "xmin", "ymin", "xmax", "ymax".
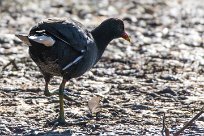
[{"xmin": 16, "ymin": 18, "xmax": 130, "ymax": 125}]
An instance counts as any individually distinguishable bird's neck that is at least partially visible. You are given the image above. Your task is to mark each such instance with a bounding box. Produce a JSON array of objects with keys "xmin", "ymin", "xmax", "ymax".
[{"xmin": 91, "ymin": 26, "xmax": 114, "ymax": 61}]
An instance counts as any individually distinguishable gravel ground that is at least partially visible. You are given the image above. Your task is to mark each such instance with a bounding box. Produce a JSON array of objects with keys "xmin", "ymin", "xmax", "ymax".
[{"xmin": 0, "ymin": 0, "xmax": 204, "ymax": 135}]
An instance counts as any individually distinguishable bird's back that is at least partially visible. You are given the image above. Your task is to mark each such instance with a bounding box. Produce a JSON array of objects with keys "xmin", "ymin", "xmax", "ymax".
[{"xmin": 28, "ymin": 18, "xmax": 97, "ymax": 79}]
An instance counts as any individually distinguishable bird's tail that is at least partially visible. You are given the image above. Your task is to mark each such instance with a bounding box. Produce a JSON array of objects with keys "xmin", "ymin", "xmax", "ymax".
[
  {"xmin": 15, "ymin": 34, "xmax": 31, "ymax": 45},
  {"xmin": 15, "ymin": 34, "xmax": 55, "ymax": 47}
]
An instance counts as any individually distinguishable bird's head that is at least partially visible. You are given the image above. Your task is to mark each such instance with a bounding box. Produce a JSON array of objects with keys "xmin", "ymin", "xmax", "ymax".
[{"xmin": 100, "ymin": 18, "xmax": 130, "ymax": 42}]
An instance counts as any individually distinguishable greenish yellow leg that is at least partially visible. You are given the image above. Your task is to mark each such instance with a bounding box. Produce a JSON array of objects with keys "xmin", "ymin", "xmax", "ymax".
[
  {"xmin": 44, "ymin": 81, "xmax": 76, "ymax": 103},
  {"xmin": 44, "ymin": 81, "xmax": 52, "ymax": 96},
  {"xmin": 47, "ymin": 79, "xmax": 67, "ymax": 125},
  {"xmin": 58, "ymin": 79, "xmax": 66, "ymax": 123}
]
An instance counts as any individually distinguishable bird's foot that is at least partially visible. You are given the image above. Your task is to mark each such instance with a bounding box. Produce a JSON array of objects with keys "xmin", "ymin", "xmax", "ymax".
[
  {"xmin": 47, "ymin": 117, "xmax": 67, "ymax": 127},
  {"xmin": 63, "ymin": 92, "xmax": 80, "ymax": 104},
  {"xmin": 44, "ymin": 89, "xmax": 80, "ymax": 104},
  {"xmin": 44, "ymin": 89, "xmax": 59, "ymax": 96}
]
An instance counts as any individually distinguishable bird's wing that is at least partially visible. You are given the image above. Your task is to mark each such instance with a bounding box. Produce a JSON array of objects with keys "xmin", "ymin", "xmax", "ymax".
[{"xmin": 29, "ymin": 18, "xmax": 93, "ymax": 53}]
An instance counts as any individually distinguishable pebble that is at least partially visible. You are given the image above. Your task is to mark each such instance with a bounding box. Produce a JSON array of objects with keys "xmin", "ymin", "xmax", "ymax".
[
  {"xmin": 157, "ymin": 87, "xmax": 177, "ymax": 96},
  {"xmin": 0, "ymin": 124, "xmax": 11, "ymax": 135}
]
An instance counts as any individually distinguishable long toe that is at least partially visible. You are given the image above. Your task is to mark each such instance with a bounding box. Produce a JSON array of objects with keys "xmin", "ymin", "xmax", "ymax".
[
  {"xmin": 45, "ymin": 88, "xmax": 79, "ymax": 103},
  {"xmin": 44, "ymin": 89, "xmax": 59, "ymax": 96},
  {"xmin": 44, "ymin": 90, "xmax": 51, "ymax": 96},
  {"xmin": 47, "ymin": 117, "xmax": 67, "ymax": 127}
]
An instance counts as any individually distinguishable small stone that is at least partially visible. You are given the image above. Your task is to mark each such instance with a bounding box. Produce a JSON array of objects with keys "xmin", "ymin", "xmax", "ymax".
[{"xmin": 157, "ymin": 87, "xmax": 177, "ymax": 96}]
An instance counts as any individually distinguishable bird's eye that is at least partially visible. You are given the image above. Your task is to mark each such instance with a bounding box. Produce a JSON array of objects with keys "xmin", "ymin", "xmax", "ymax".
[
  {"xmin": 119, "ymin": 26, "xmax": 124, "ymax": 32},
  {"xmin": 119, "ymin": 23, "xmax": 124, "ymax": 31}
]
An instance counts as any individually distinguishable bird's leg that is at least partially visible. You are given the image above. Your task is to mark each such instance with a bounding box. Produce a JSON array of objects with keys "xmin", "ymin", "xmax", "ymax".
[
  {"xmin": 43, "ymin": 75, "xmax": 59, "ymax": 96},
  {"xmin": 44, "ymin": 81, "xmax": 52, "ymax": 96},
  {"xmin": 44, "ymin": 82, "xmax": 59, "ymax": 96},
  {"xmin": 58, "ymin": 79, "xmax": 67, "ymax": 123},
  {"xmin": 44, "ymin": 75, "xmax": 53, "ymax": 96},
  {"xmin": 43, "ymin": 75, "xmax": 76, "ymax": 103},
  {"xmin": 49, "ymin": 79, "xmax": 67, "ymax": 126},
  {"xmin": 44, "ymin": 81, "xmax": 76, "ymax": 102}
]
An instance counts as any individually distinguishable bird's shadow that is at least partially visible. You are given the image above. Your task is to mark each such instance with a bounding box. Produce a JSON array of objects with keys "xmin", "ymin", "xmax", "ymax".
[{"xmin": 24, "ymin": 129, "xmax": 72, "ymax": 136}]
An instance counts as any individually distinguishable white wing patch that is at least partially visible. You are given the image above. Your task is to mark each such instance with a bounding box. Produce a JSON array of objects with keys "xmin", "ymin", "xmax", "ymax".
[{"xmin": 28, "ymin": 35, "xmax": 55, "ymax": 47}]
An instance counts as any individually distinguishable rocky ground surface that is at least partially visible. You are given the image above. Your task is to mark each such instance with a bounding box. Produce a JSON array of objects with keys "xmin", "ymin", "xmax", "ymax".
[{"xmin": 0, "ymin": 0, "xmax": 204, "ymax": 135}]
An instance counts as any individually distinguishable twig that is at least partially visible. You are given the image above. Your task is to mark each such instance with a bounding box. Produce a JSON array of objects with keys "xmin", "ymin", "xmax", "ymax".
[
  {"xmin": 162, "ymin": 113, "xmax": 170, "ymax": 136},
  {"xmin": 2, "ymin": 60, "xmax": 12, "ymax": 71},
  {"xmin": 174, "ymin": 107, "xmax": 204, "ymax": 136},
  {"xmin": 162, "ymin": 113, "xmax": 165, "ymax": 135},
  {"xmin": 2, "ymin": 59, "xmax": 18, "ymax": 71},
  {"xmin": 11, "ymin": 59, "xmax": 19, "ymax": 70}
]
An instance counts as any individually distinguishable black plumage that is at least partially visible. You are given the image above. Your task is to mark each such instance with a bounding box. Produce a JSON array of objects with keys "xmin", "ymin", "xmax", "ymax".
[{"xmin": 16, "ymin": 17, "xmax": 130, "ymax": 125}]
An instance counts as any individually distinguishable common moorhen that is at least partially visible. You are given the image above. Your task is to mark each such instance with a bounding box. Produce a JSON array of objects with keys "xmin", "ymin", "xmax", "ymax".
[{"xmin": 16, "ymin": 18, "xmax": 130, "ymax": 125}]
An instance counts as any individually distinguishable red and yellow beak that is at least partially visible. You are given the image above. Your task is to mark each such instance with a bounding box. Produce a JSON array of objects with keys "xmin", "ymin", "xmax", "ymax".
[{"xmin": 121, "ymin": 32, "xmax": 131, "ymax": 42}]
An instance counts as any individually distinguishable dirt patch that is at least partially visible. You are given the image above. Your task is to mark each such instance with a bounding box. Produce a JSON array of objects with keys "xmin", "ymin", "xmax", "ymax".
[{"xmin": 0, "ymin": 0, "xmax": 204, "ymax": 135}]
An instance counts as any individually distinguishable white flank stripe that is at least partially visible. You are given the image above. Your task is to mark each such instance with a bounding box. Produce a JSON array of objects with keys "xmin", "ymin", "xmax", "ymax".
[{"xmin": 62, "ymin": 55, "xmax": 84, "ymax": 71}]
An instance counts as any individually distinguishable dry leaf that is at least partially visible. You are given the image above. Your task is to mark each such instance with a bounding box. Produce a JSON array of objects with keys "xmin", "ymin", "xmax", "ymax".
[{"xmin": 88, "ymin": 96, "xmax": 101, "ymax": 114}]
